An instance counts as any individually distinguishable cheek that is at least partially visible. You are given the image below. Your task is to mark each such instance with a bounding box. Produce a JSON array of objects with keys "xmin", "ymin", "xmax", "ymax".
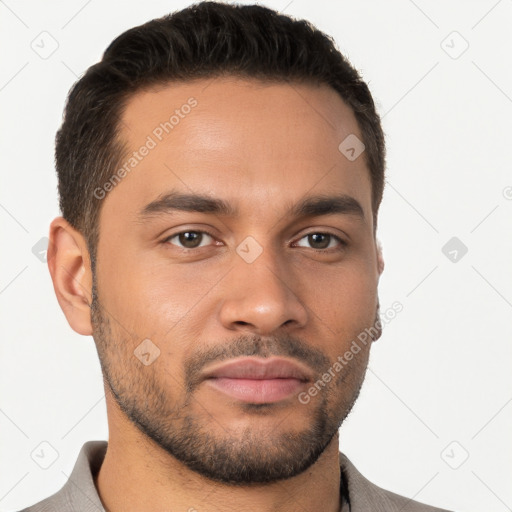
[
  {"xmin": 97, "ymin": 237, "xmax": 378, "ymax": 343},
  {"xmin": 305, "ymin": 263, "xmax": 378, "ymax": 332},
  {"xmin": 101, "ymin": 254, "xmax": 228, "ymax": 336}
]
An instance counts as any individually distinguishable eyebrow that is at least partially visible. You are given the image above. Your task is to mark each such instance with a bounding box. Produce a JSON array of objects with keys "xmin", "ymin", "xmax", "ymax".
[{"xmin": 137, "ymin": 191, "xmax": 365, "ymax": 222}]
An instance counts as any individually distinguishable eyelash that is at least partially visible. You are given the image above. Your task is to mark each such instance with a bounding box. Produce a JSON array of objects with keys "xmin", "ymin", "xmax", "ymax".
[{"xmin": 162, "ymin": 230, "xmax": 347, "ymax": 253}]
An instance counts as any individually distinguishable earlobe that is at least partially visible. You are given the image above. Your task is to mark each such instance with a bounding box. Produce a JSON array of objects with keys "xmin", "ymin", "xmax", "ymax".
[
  {"xmin": 376, "ymin": 239, "xmax": 385, "ymax": 276},
  {"xmin": 47, "ymin": 217, "xmax": 94, "ymax": 336}
]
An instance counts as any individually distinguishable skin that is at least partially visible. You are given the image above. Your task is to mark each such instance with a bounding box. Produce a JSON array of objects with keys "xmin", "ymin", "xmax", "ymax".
[{"xmin": 48, "ymin": 77, "xmax": 384, "ymax": 512}]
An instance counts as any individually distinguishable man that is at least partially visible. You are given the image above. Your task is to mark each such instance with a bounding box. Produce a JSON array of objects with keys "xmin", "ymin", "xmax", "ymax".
[{"xmin": 21, "ymin": 2, "xmax": 451, "ymax": 511}]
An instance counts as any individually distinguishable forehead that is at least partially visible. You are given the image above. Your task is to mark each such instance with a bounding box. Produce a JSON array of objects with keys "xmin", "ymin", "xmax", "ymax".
[{"xmin": 103, "ymin": 77, "xmax": 372, "ymax": 226}]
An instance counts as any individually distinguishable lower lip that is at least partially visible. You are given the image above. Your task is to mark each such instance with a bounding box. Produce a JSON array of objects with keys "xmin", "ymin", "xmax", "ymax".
[{"xmin": 206, "ymin": 377, "xmax": 305, "ymax": 404}]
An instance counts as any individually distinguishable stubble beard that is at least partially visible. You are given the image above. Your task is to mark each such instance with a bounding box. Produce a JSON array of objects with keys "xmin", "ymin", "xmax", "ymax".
[{"xmin": 90, "ymin": 277, "xmax": 371, "ymax": 485}]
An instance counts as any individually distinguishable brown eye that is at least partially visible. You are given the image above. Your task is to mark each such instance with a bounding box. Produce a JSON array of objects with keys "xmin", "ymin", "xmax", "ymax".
[
  {"xmin": 295, "ymin": 232, "xmax": 346, "ymax": 251},
  {"xmin": 164, "ymin": 231, "xmax": 214, "ymax": 249},
  {"xmin": 307, "ymin": 233, "xmax": 330, "ymax": 249}
]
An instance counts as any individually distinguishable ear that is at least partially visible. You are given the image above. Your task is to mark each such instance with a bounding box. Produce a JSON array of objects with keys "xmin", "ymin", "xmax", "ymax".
[
  {"xmin": 376, "ymin": 238, "xmax": 385, "ymax": 276},
  {"xmin": 47, "ymin": 216, "xmax": 93, "ymax": 336}
]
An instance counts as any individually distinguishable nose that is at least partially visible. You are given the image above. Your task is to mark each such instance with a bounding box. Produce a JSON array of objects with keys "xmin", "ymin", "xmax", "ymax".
[{"xmin": 218, "ymin": 247, "xmax": 309, "ymax": 336}]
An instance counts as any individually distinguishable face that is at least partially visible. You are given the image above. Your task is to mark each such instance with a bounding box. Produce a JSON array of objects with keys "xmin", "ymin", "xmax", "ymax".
[{"xmin": 90, "ymin": 77, "xmax": 382, "ymax": 484}]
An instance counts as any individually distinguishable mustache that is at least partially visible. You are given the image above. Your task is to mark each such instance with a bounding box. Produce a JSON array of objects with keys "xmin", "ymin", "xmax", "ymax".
[{"xmin": 184, "ymin": 334, "xmax": 331, "ymax": 393}]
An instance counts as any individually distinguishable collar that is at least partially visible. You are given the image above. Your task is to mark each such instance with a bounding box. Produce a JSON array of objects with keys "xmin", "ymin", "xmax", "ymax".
[{"xmin": 31, "ymin": 440, "xmax": 445, "ymax": 512}]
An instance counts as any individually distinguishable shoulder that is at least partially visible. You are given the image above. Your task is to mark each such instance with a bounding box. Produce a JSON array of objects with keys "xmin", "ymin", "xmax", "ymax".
[
  {"xmin": 339, "ymin": 452, "xmax": 453, "ymax": 512},
  {"xmin": 16, "ymin": 441, "xmax": 107, "ymax": 512},
  {"xmin": 18, "ymin": 493, "xmax": 68, "ymax": 512}
]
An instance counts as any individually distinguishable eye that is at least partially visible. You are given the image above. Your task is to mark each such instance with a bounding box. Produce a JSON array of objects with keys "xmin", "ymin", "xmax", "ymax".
[
  {"xmin": 162, "ymin": 230, "xmax": 346, "ymax": 253},
  {"xmin": 163, "ymin": 230, "xmax": 216, "ymax": 249},
  {"xmin": 294, "ymin": 232, "xmax": 346, "ymax": 252}
]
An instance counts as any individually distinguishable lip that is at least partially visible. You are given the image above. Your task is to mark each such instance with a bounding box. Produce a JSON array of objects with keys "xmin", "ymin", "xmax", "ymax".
[{"xmin": 202, "ymin": 357, "xmax": 313, "ymax": 404}]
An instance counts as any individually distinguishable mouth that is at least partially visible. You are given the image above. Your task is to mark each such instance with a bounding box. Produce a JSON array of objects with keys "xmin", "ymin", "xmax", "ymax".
[{"xmin": 202, "ymin": 357, "xmax": 313, "ymax": 404}]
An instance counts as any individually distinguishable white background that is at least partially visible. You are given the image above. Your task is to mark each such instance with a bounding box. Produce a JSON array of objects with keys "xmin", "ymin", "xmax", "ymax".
[{"xmin": 1, "ymin": 1, "xmax": 511, "ymax": 511}]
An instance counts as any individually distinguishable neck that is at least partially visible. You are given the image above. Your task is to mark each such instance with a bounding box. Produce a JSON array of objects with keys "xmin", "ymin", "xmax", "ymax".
[{"xmin": 94, "ymin": 395, "xmax": 342, "ymax": 512}]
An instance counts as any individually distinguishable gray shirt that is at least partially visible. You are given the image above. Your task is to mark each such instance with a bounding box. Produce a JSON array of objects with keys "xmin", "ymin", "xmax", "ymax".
[{"xmin": 18, "ymin": 441, "xmax": 452, "ymax": 512}]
